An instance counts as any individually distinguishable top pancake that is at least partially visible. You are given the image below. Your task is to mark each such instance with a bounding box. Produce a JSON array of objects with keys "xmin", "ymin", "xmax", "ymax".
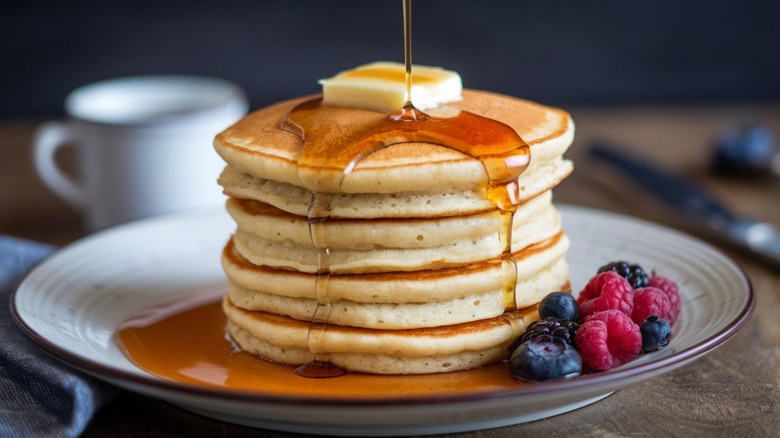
[{"xmin": 214, "ymin": 89, "xmax": 574, "ymax": 194}]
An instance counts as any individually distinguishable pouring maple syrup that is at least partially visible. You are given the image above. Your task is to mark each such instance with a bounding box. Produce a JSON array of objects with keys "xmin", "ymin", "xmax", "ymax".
[{"xmin": 283, "ymin": 0, "xmax": 529, "ymax": 378}]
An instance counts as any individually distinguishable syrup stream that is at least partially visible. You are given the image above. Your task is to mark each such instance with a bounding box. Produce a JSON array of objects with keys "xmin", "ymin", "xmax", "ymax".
[{"xmin": 402, "ymin": 0, "xmax": 413, "ymax": 108}]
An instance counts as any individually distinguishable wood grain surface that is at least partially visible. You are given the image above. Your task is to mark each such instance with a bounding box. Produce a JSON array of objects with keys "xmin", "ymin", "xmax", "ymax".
[{"xmin": 1, "ymin": 104, "xmax": 778, "ymax": 437}]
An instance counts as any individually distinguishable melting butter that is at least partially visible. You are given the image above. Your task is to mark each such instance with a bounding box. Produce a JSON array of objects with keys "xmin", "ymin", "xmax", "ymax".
[{"xmin": 319, "ymin": 61, "xmax": 462, "ymax": 113}]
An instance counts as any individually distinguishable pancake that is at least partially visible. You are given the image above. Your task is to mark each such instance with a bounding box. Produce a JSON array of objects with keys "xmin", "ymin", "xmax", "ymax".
[
  {"xmin": 218, "ymin": 155, "xmax": 573, "ymax": 219},
  {"xmin": 229, "ymin": 197, "xmax": 563, "ymax": 274},
  {"xmin": 226, "ymin": 190, "xmax": 554, "ymax": 249},
  {"xmin": 222, "ymin": 234, "xmax": 569, "ymax": 306},
  {"xmin": 225, "ymin": 236, "xmax": 570, "ymax": 328},
  {"xmin": 214, "ymin": 89, "xmax": 573, "ymax": 194},
  {"xmin": 224, "ymin": 296, "xmax": 542, "ymax": 374}
]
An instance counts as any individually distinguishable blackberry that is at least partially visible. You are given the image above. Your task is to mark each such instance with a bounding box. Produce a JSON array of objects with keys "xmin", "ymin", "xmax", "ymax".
[
  {"xmin": 597, "ymin": 261, "xmax": 649, "ymax": 289},
  {"xmin": 508, "ymin": 317, "xmax": 579, "ymax": 354}
]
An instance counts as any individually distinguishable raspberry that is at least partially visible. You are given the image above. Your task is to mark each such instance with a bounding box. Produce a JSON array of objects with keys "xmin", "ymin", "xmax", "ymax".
[
  {"xmin": 597, "ymin": 261, "xmax": 649, "ymax": 289},
  {"xmin": 631, "ymin": 287, "xmax": 672, "ymax": 325},
  {"xmin": 648, "ymin": 274, "xmax": 681, "ymax": 325},
  {"xmin": 575, "ymin": 310, "xmax": 642, "ymax": 371},
  {"xmin": 576, "ymin": 271, "xmax": 634, "ymax": 319}
]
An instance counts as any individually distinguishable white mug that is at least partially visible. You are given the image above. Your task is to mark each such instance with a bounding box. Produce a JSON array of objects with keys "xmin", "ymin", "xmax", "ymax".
[{"xmin": 33, "ymin": 75, "xmax": 247, "ymax": 231}]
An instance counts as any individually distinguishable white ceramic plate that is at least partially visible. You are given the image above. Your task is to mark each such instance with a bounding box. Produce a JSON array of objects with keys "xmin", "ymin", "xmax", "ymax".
[{"xmin": 12, "ymin": 205, "xmax": 754, "ymax": 436}]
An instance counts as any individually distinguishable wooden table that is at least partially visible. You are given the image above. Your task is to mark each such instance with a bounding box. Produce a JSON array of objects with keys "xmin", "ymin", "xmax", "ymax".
[{"xmin": 2, "ymin": 105, "xmax": 779, "ymax": 437}]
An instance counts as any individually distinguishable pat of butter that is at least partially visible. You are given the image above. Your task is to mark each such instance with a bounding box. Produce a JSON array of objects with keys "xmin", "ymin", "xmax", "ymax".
[{"xmin": 319, "ymin": 61, "xmax": 462, "ymax": 113}]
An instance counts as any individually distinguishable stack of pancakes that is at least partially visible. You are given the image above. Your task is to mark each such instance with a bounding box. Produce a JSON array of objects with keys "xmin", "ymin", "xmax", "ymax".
[{"xmin": 215, "ymin": 89, "xmax": 574, "ymax": 374}]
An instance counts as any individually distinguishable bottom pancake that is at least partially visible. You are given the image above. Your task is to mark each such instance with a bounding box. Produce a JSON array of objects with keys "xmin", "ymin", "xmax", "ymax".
[{"xmin": 223, "ymin": 291, "xmax": 557, "ymax": 374}]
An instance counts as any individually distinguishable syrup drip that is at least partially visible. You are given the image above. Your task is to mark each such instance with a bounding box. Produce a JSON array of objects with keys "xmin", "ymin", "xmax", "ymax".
[
  {"xmin": 281, "ymin": 0, "xmax": 529, "ymax": 378},
  {"xmin": 294, "ymin": 193, "xmax": 344, "ymax": 377}
]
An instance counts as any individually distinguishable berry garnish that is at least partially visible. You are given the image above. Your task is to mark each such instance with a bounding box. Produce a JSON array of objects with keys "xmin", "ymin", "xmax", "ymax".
[
  {"xmin": 640, "ymin": 316, "xmax": 672, "ymax": 353},
  {"xmin": 631, "ymin": 286, "xmax": 672, "ymax": 325},
  {"xmin": 575, "ymin": 310, "xmax": 642, "ymax": 371},
  {"xmin": 509, "ymin": 317, "xmax": 580, "ymax": 354},
  {"xmin": 597, "ymin": 261, "xmax": 649, "ymax": 289},
  {"xmin": 509, "ymin": 335, "xmax": 582, "ymax": 382},
  {"xmin": 539, "ymin": 291, "xmax": 579, "ymax": 321},
  {"xmin": 648, "ymin": 274, "xmax": 681, "ymax": 325},
  {"xmin": 577, "ymin": 271, "xmax": 634, "ymax": 318},
  {"xmin": 504, "ymin": 267, "xmax": 681, "ymax": 382}
]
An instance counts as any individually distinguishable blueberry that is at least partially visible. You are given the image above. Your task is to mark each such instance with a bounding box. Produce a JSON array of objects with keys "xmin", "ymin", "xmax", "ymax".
[
  {"xmin": 640, "ymin": 315, "xmax": 671, "ymax": 353},
  {"xmin": 712, "ymin": 124, "xmax": 776, "ymax": 177},
  {"xmin": 539, "ymin": 292, "xmax": 579, "ymax": 321},
  {"xmin": 509, "ymin": 335, "xmax": 582, "ymax": 382}
]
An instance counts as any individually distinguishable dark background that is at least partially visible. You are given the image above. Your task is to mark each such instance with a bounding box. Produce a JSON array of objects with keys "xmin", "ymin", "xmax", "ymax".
[{"xmin": 2, "ymin": 0, "xmax": 779, "ymax": 116}]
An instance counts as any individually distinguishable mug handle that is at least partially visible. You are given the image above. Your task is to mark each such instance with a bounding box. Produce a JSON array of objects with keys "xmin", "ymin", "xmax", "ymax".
[{"xmin": 32, "ymin": 121, "xmax": 86, "ymax": 208}]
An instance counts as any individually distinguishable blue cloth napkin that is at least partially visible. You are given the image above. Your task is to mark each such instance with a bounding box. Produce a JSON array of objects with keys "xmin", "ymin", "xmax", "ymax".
[{"xmin": 0, "ymin": 236, "xmax": 118, "ymax": 438}]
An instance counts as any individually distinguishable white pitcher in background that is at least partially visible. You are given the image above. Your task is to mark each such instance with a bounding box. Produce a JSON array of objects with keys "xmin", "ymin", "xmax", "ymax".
[{"xmin": 33, "ymin": 75, "xmax": 248, "ymax": 231}]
